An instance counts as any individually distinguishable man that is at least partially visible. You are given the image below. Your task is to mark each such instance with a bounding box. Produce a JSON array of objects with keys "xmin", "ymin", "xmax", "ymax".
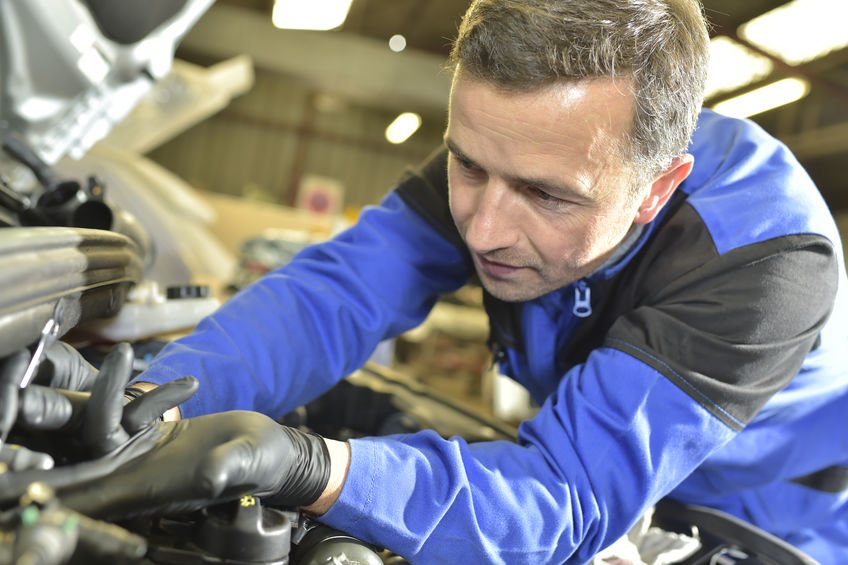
[{"xmin": 9, "ymin": 0, "xmax": 848, "ymax": 562}]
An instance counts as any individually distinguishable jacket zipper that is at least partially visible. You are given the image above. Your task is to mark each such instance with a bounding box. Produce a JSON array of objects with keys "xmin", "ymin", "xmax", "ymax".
[{"xmin": 573, "ymin": 280, "xmax": 592, "ymax": 318}]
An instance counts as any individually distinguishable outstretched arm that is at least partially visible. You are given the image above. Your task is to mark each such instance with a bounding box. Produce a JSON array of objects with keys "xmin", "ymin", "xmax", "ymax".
[{"xmin": 133, "ymin": 189, "xmax": 472, "ymax": 420}]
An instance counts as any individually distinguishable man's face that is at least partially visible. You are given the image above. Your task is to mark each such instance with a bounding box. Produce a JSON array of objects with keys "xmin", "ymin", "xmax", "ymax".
[{"xmin": 446, "ymin": 73, "xmax": 647, "ymax": 302}]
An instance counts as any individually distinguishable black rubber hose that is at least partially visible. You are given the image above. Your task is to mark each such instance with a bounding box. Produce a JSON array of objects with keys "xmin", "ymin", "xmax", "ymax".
[
  {"xmin": 1, "ymin": 135, "xmax": 58, "ymax": 189},
  {"xmin": 0, "ymin": 227, "xmax": 144, "ymax": 357}
]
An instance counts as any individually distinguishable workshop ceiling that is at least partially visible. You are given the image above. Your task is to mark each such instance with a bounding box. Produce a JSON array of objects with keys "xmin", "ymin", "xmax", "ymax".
[{"xmin": 194, "ymin": 0, "xmax": 848, "ymax": 211}]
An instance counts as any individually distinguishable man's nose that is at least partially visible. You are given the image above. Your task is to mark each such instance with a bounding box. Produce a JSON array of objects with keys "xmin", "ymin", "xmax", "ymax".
[{"xmin": 464, "ymin": 180, "xmax": 519, "ymax": 253}]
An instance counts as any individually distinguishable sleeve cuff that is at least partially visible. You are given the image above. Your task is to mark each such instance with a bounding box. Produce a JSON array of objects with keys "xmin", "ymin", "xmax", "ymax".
[{"xmin": 319, "ymin": 436, "xmax": 380, "ymax": 532}]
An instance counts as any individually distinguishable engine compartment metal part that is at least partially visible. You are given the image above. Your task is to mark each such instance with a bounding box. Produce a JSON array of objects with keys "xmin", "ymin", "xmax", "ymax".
[
  {"xmin": 0, "ymin": 0, "xmax": 214, "ymax": 166},
  {"xmin": 0, "ymin": 226, "xmax": 142, "ymax": 358}
]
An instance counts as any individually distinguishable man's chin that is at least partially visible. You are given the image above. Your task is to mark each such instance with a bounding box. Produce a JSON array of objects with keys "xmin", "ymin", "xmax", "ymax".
[{"xmin": 478, "ymin": 275, "xmax": 547, "ymax": 303}]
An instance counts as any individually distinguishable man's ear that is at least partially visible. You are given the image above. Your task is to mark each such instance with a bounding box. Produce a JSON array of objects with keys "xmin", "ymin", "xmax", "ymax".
[{"xmin": 634, "ymin": 154, "xmax": 694, "ymax": 224}]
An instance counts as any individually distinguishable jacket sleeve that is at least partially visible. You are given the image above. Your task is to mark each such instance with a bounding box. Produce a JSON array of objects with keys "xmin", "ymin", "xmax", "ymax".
[{"xmin": 134, "ymin": 187, "xmax": 472, "ymax": 419}]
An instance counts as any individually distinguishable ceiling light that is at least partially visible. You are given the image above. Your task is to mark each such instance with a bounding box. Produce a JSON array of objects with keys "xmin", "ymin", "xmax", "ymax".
[
  {"xmin": 272, "ymin": 0, "xmax": 354, "ymax": 31},
  {"xmin": 712, "ymin": 78, "xmax": 810, "ymax": 119},
  {"xmin": 704, "ymin": 36, "xmax": 774, "ymax": 99},
  {"xmin": 739, "ymin": 0, "xmax": 848, "ymax": 65},
  {"xmin": 385, "ymin": 112, "xmax": 421, "ymax": 144},
  {"xmin": 389, "ymin": 34, "xmax": 407, "ymax": 53}
]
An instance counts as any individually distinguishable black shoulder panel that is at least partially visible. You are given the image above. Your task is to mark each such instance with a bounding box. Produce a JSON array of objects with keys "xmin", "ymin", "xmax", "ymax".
[
  {"xmin": 395, "ymin": 146, "xmax": 469, "ymax": 255},
  {"xmin": 791, "ymin": 465, "xmax": 848, "ymax": 493},
  {"xmin": 603, "ymin": 202, "xmax": 837, "ymax": 430}
]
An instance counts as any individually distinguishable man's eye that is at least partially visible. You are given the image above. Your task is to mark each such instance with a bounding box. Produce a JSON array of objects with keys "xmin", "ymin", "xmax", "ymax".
[
  {"xmin": 530, "ymin": 187, "xmax": 561, "ymax": 202},
  {"xmin": 458, "ymin": 157, "xmax": 478, "ymax": 171},
  {"xmin": 528, "ymin": 186, "xmax": 570, "ymax": 210},
  {"xmin": 453, "ymin": 156, "xmax": 486, "ymax": 179}
]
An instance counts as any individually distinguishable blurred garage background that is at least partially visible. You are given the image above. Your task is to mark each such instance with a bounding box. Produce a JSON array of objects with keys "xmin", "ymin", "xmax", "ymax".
[{"xmin": 150, "ymin": 0, "xmax": 848, "ymax": 216}]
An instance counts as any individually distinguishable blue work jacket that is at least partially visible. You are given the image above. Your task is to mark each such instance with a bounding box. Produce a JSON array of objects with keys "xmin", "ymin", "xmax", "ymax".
[{"xmin": 138, "ymin": 110, "xmax": 848, "ymax": 564}]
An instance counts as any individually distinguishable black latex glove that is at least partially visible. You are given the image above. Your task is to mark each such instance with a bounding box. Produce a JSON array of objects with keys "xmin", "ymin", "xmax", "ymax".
[
  {"xmin": 15, "ymin": 343, "xmax": 197, "ymax": 457},
  {"xmin": 0, "ymin": 350, "xmax": 29, "ymax": 442},
  {"xmin": 0, "ymin": 350, "xmax": 55, "ymax": 471},
  {"xmin": 35, "ymin": 340, "xmax": 100, "ymax": 391},
  {"xmin": 0, "ymin": 340, "xmax": 99, "ymax": 443},
  {"xmin": 0, "ymin": 443, "xmax": 54, "ymax": 471},
  {"xmin": 1, "ymin": 339, "xmax": 99, "ymax": 428},
  {"xmin": 0, "ymin": 411, "xmax": 331, "ymax": 520}
]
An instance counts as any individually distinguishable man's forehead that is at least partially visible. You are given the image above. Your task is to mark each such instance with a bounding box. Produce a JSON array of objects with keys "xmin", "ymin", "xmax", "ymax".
[
  {"xmin": 445, "ymin": 73, "xmax": 640, "ymax": 196},
  {"xmin": 450, "ymin": 71, "xmax": 635, "ymax": 133},
  {"xmin": 448, "ymin": 73, "xmax": 635, "ymax": 151}
]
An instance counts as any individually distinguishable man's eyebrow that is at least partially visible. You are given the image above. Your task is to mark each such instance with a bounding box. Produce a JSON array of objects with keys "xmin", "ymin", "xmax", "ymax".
[
  {"xmin": 444, "ymin": 136, "xmax": 590, "ymax": 199},
  {"xmin": 505, "ymin": 164, "xmax": 590, "ymax": 201},
  {"xmin": 444, "ymin": 138, "xmax": 472, "ymax": 163},
  {"xmin": 509, "ymin": 171, "xmax": 587, "ymax": 199}
]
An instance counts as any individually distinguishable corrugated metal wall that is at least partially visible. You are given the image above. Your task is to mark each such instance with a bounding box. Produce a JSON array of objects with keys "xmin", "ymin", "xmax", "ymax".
[{"xmin": 148, "ymin": 67, "xmax": 446, "ymax": 209}]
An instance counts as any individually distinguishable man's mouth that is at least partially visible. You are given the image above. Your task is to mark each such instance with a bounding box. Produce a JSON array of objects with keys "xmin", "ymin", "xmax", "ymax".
[{"xmin": 476, "ymin": 254, "xmax": 524, "ymax": 278}]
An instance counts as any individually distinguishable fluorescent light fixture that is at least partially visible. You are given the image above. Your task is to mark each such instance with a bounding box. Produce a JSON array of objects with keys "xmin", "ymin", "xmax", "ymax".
[
  {"xmin": 389, "ymin": 34, "xmax": 407, "ymax": 53},
  {"xmin": 385, "ymin": 112, "xmax": 421, "ymax": 144},
  {"xmin": 739, "ymin": 0, "xmax": 848, "ymax": 65},
  {"xmin": 712, "ymin": 78, "xmax": 810, "ymax": 118},
  {"xmin": 272, "ymin": 0, "xmax": 354, "ymax": 31},
  {"xmin": 704, "ymin": 36, "xmax": 774, "ymax": 99}
]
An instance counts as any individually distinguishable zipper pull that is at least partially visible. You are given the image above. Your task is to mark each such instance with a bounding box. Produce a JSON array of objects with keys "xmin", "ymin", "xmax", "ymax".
[{"xmin": 573, "ymin": 282, "xmax": 592, "ymax": 318}]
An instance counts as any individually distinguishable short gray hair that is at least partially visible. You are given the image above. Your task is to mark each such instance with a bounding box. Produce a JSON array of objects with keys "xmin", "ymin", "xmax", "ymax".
[{"xmin": 448, "ymin": 0, "xmax": 710, "ymax": 186}]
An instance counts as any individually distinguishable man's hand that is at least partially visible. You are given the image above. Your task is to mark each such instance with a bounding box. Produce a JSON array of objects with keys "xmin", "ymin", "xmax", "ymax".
[
  {"xmin": 13, "ymin": 343, "xmax": 197, "ymax": 456},
  {"xmin": 1, "ymin": 343, "xmax": 346, "ymax": 520},
  {"xmin": 0, "ymin": 443, "xmax": 54, "ymax": 471},
  {"xmin": 122, "ymin": 380, "xmax": 183, "ymax": 422},
  {"xmin": 0, "ymin": 411, "xmax": 332, "ymax": 520},
  {"xmin": 35, "ymin": 340, "xmax": 100, "ymax": 391},
  {"xmin": 0, "ymin": 350, "xmax": 54, "ymax": 471}
]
